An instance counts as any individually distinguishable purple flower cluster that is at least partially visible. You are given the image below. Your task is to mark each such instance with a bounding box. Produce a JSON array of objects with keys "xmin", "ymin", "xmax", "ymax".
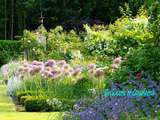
[
  {"xmin": 66, "ymin": 72, "xmax": 160, "ymax": 120},
  {"xmin": 88, "ymin": 64, "xmax": 104, "ymax": 77},
  {"xmin": 18, "ymin": 60, "xmax": 104, "ymax": 80}
]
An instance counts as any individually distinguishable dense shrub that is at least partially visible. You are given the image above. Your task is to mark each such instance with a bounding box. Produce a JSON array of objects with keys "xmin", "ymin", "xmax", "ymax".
[
  {"xmin": 20, "ymin": 96, "xmax": 31, "ymax": 105},
  {"xmin": 0, "ymin": 40, "xmax": 22, "ymax": 66},
  {"xmin": 21, "ymin": 26, "xmax": 47, "ymax": 60},
  {"xmin": 46, "ymin": 98, "xmax": 63, "ymax": 111},
  {"xmin": 61, "ymin": 99, "xmax": 76, "ymax": 111},
  {"xmin": 84, "ymin": 9, "xmax": 153, "ymax": 57},
  {"xmin": 24, "ymin": 96, "xmax": 52, "ymax": 112},
  {"xmin": 16, "ymin": 91, "xmax": 33, "ymax": 102}
]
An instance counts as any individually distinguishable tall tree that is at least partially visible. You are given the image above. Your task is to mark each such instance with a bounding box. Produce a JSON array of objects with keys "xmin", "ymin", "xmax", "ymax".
[
  {"xmin": 4, "ymin": 0, "xmax": 7, "ymax": 40},
  {"xmin": 11, "ymin": 0, "xmax": 14, "ymax": 40}
]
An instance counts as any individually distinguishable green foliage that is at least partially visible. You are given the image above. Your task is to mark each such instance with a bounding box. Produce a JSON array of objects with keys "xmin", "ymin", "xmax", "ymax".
[
  {"xmin": 47, "ymin": 26, "xmax": 82, "ymax": 60},
  {"xmin": 0, "ymin": 40, "xmax": 21, "ymax": 66},
  {"xmin": 61, "ymin": 99, "xmax": 76, "ymax": 111},
  {"xmin": 149, "ymin": 0, "xmax": 160, "ymax": 47},
  {"xmin": 84, "ymin": 9, "xmax": 152, "ymax": 57},
  {"xmin": 16, "ymin": 91, "xmax": 32, "ymax": 102},
  {"xmin": 46, "ymin": 98, "xmax": 63, "ymax": 111},
  {"xmin": 20, "ymin": 95, "xmax": 31, "ymax": 105},
  {"xmin": 21, "ymin": 26, "xmax": 47, "ymax": 60},
  {"xmin": 24, "ymin": 96, "xmax": 52, "ymax": 112}
]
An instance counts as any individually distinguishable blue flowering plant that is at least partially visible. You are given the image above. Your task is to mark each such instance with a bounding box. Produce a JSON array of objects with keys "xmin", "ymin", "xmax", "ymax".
[{"xmin": 64, "ymin": 72, "xmax": 160, "ymax": 120}]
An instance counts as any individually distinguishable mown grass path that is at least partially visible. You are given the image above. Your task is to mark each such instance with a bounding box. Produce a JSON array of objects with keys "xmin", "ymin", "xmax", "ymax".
[
  {"xmin": 0, "ymin": 85, "xmax": 15, "ymax": 112},
  {"xmin": 0, "ymin": 85, "xmax": 62, "ymax": 120}
]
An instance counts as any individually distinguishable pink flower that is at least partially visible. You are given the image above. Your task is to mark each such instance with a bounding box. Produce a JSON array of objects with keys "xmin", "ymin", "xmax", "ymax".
[
  {"xmin": 111, "ymin": 64, "xmax": 119, "ymax": 69},
  {"xmin": 72, "ymin": 67, "xmax": 82, "ymax": 76},
  {"xmin": 94, "ymin": 68, "xmax": 104, "ymax": 77},
  {"xmin": 113, "ymin": 57, "xmax": 122, "ymax": 64},
  {"xmin": 88, "ymin": 64, "xmax": 96, "ymax": 70},
  {"xmin": 56, "ymin": 60, "xmax": 66, "ymax": 66},
  {"xmin": 62, "ymin": 64, "xmax": 70, "ymax": 70},
  {"xmin": 45, "ymin": 60, "xmax": 56, "ymax": 67},
  {"xmin": 32, "ymin": 60, "xmax": 39, "ymax": 65}
]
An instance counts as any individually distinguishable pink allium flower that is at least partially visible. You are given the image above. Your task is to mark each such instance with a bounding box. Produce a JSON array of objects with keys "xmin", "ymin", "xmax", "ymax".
[
  {"xmin": 56, "ymin": 60, "xmax": 66, "ymax": 66},
  {"xmin": 32, "ymin": 60, "xmax": 39, "ymax": 65},
  {"xmin": 62, "ymin": 64, "xmax": 70, "ymax": 70},
  {"xmin": 45, "ymin": 60, "xmax": 56, "ymax": 67},
  {"xmin": 72, "ymin": 67, "xmax": 82, "ymax": 76},
  {"xmin": 94, "ymin": 68, "xmax": 104, "ymax": 77},
  {"xmin": 111, "ymin": 64, "xmax": 119, "ymax": 69},
  {"xmin": 36, "ymin": 62, "xmax": 44, "ymax": 66},
  {"xmin": 113, "ymin": 57, "xmax": 122, "ymax": 64},
  {"xmin": 88, "ymin": 64, "xmax": 96, "ymax": 70}
]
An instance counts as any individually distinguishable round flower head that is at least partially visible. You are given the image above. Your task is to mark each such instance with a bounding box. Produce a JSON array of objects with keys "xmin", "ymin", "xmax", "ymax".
[
  {"xmin": 72, "ymin": 67, "xmax": 82, "ymax": 76},
  {"xmin": 94, "ymin": 68, "xmax": 104, "ymax": 77},
  {"xmin": 56, "ymin": 60, "xmax": 66, "ymax": 66},
  {"xmin": 36, "ymin": 61, "xmax": 44, "ymax": 66},
  {"xmin": 32, "ymin": 60, "xmax": 39, "ymax": 65},
  {"xmin": 45, "ymin": 60, "xmax": 56, "ymax": 67},
  {"xmin": 62, "ymin": 64, "xmax": 70, "ymax": 70},
  {"xmin": 113, "ymin": 57, "xmax": 122, "ymax": 64},
  {"xmin": 88, "ymin": 64, "xmax": 96, "ymax": 70}
]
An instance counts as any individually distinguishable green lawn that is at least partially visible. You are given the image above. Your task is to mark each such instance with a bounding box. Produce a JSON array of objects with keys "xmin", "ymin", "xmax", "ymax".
[
  {"xmin": 0, "ymin": 85, "xmax": 62, "ymax": 120},
  {"xmin": 0, "ymin": 112, "xmax": 62, "ymax": 120},
  {"xmin": 0, "ymin": 85, "xmax": 15, "ymax": 112}
]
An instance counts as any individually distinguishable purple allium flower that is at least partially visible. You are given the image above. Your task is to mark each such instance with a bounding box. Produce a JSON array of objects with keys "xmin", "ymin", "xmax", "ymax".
[
  {"xmin": 45, "ymin": 60, "xmax": 56, "ymax": 67},
  {"xmin": 56, "ymin": 60, "xmax": 66, "ymax": 66},
  {"xmin": 62, "ymin": 64, "xmax": 70, "ymax": 70},
  {"xmin": 72, "ymin": 66, "xmax": 83, "ymax": 77},
  {"xmin": 36, "ymin": 61, "xmax": 44, "ymax": 66},
  {"xmin": 47, "ymin": 72, "xmax": 54, "ymax": 78},
  {"xmin": 32, "ymin": 60, "xmax": 39, "ymax": 65}
]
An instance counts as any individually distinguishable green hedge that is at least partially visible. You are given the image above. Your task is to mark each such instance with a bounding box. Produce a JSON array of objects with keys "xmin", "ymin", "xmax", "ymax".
[
  {"xmin": 0, "ymin": 40, "xmax": 22, "ymax": 66},
  {"xmin": 24, "ymin": 96, "xmax": 52, "ymax": 112}
]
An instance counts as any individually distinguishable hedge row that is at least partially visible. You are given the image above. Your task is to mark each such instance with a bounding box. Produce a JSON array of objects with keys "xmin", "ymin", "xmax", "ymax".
[{"xmin": 0, "ymin": 40, "xmax": 22, "ymax": 66}]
